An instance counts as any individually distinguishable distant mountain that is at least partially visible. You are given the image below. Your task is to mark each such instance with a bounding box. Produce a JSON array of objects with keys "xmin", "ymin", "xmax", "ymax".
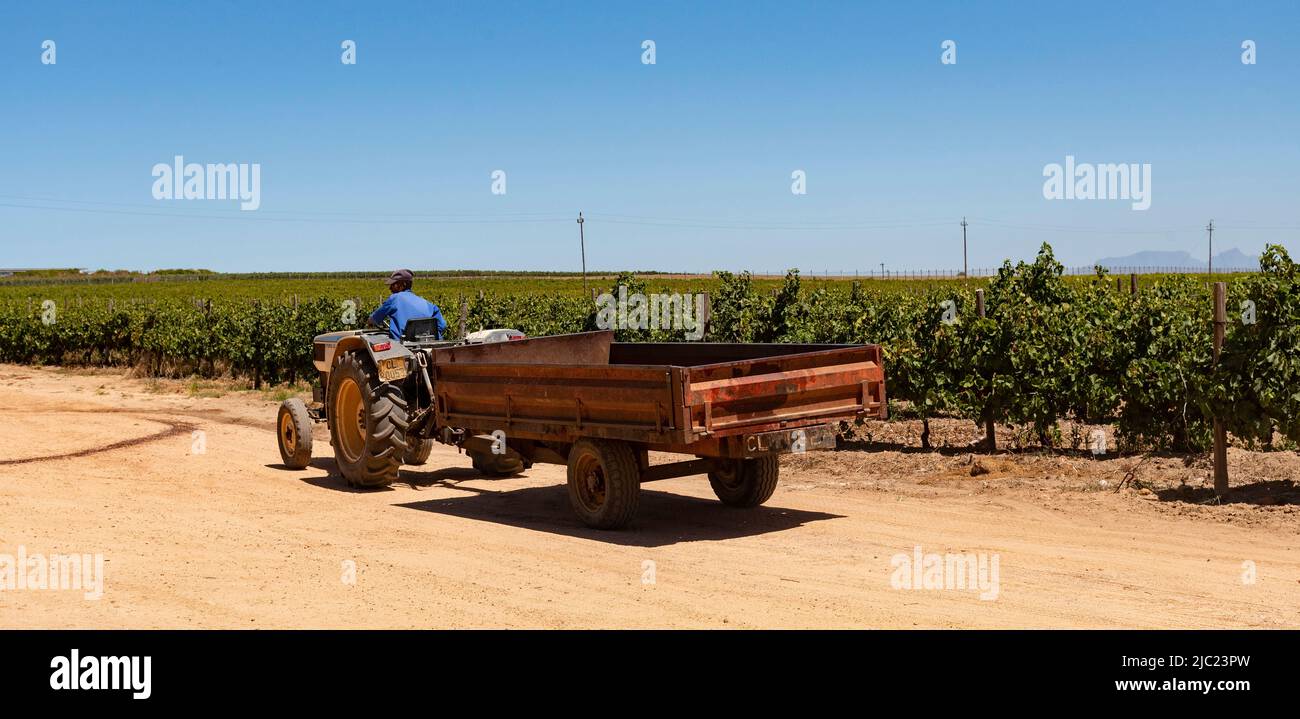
[
  {"xmin": 1211, "ymin": 248, "xmax": 1258, "ymax": 268},
  {"xmin": 1095, "ymin": 248, "xmax": 1259, "ymax": 271}
]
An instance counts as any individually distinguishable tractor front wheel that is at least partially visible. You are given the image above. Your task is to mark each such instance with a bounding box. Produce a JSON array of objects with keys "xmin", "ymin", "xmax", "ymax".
[{"xmin": 276, "ymin": 398, "xmax": 314, "ymax": 469}]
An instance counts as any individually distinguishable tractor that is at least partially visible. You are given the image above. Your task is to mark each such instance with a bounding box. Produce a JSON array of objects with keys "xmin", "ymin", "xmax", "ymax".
[{"xmin": 275, "ymin": 320, "xmax": 525, "ymax": 486}]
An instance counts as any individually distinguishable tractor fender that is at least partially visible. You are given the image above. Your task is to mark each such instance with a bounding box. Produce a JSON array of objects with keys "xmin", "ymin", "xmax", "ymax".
[{"xmin": 334, "ymin": 334, "xmax": 414, "ymax": 370}]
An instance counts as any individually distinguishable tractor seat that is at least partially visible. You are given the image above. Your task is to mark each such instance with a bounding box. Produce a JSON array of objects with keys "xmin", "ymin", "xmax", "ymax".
[{"xmin": 403, "ymin": 316, "xmax": 439, "ymax": 342}]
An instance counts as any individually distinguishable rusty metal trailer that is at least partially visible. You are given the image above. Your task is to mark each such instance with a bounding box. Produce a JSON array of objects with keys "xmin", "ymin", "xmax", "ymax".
[{"xmin": 428, "ymin": 331, "xmax": 885, "ymax": 528}]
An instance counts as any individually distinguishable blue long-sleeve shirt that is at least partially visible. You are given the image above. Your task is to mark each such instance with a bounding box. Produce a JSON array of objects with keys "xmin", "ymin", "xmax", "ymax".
[{"xmin": 369, "ymin": 290, "xmax": 447, "ymax": 341}]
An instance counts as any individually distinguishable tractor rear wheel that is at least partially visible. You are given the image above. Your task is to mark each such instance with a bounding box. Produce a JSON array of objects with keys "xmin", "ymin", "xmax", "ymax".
[
  {"xmin": 566, "ymin": 439, "xmax": 640, "ymax": 529},
  {"xmin": 276, "ymin": 398, "xmax": 314, "ymax": 469},
  {"xmin": 708, "ymin": 456, "xmax": 779, "ymax": 507},
  {"xmin": 327, "ymin": 352, "xmax": 408, "ymax": 487}
]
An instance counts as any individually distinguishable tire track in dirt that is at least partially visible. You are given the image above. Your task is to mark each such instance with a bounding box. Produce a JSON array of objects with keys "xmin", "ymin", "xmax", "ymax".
[
  {"xmin": 0, "ymin": 404, "xmax": 274, "ymax": 431},
  {"xmin": 0, "ymin": 412, "xmax": 198, "ymax": 466}
]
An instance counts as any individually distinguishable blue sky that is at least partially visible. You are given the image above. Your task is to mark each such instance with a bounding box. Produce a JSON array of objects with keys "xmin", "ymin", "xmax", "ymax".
[{"xmin": 1, "ymin": 0, "xmax": 1297, "ymax": 273}]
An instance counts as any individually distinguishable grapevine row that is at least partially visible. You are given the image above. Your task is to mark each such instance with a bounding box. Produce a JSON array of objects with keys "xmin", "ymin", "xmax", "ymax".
[{"xmin": 1, "ymin": 243, "xmax": 1296, "ymax": 452}]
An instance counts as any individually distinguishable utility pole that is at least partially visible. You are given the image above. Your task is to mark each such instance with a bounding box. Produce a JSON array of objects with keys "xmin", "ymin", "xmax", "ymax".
[
  {"xmin": 880, "ymin": 262, "xmax": 886, "ymax": 279},
  {"xmin": 961, "ymin": 217, "xmax": 969, "ymax": 278},
  {"xmin": 577, "ymin": 211, "xmax": 587, "ymax": 294},
  {"xmin": 1206, "ymin": 219, "xmax": 1215, "ymax": 275}
]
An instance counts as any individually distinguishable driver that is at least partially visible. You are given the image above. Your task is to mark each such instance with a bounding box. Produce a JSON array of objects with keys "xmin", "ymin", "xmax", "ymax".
[{"xmin": 368, "ymin": 269, "xmax": 448, "ymax": 341}]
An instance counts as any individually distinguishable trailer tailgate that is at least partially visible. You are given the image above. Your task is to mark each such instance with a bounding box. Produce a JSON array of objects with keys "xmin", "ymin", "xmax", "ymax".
[{"xmin": 681, "ymin": 344, "xmax": 885, "ymax": 436}]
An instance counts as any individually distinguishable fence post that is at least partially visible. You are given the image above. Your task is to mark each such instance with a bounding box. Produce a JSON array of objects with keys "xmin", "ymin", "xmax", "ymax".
[{"xmin": 1212, "ymin": 282, "xmax": 1228, "ymax": 495}]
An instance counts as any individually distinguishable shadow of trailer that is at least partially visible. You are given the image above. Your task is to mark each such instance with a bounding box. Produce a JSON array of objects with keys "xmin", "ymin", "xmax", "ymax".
[{"xmin": 430, "ymin": 330, "xmax": 886, "ymax": 529}]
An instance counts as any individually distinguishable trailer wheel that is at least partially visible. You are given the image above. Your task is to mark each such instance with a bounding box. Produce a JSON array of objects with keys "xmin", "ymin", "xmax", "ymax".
[
  {"xmin": 327, "ymin": 352, "xmax": 408, "ymax": 487},
  {"xmin": 276, "ymin": 398, "xmax": 314, "ymax": 469},
  {"xmin": 708, "ymin": 456, "xmax": 779, "ymax": 507},
  {"xmin": 470, "ymin": 449, "xmax": 524, "ymax": 477},
  {"xmin": 404, "ymin": 437, "xmax": 433, "ymax": 466},
  {"xmin": 566, "ymin": 439, "xmax": 640, "ymax": 529}
]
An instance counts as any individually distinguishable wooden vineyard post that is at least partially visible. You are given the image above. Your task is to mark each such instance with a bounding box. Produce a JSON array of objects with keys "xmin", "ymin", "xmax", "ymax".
[
  {"xmin": 1212, "ymin": 282, "xmax": 1229, "ymax": 495},
  {"xmin": 459, "ymin": 296, "xmax": 468, "ymax": 340},
  {"xmin": 700, "ymin": 291, "xmax": 711, "ymax": 339},
  {"xmin": 1130, "ymin": 273, "xmax": 1138, "ymax": 295},
  {"xmin": 253, "ymin": 299, "xmax": 263, "ymax": 390},
  {"xmin": 976, "ymin": 289, "xmax": 994, "ymax": 450}
]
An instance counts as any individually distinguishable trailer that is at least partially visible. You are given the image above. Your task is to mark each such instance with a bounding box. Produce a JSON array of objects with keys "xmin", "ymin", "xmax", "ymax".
[{"xmin": 278, "ymin": 330, "xmax": 885, "ymax": 529}]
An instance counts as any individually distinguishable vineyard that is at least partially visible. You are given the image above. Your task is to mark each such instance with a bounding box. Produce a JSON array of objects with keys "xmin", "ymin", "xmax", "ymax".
[{"xmin": 2, "ymin": 242, "xmax": 1297, "ymax": 453}]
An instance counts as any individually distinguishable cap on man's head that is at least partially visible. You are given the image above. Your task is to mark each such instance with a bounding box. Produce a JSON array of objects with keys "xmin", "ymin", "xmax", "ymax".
[{"xmin": 387, "ymin": 269, "xmax": 414, "ymax": 286}]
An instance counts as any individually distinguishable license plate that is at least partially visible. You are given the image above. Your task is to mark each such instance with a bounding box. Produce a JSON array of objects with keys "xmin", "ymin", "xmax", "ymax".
[
  {"xmin": 377, "ymin": 357, "xmax": 408, "ymax": 382},
  {"xmin": 742, "ymin": 424, "xmax": 837, "ymax": 457}
]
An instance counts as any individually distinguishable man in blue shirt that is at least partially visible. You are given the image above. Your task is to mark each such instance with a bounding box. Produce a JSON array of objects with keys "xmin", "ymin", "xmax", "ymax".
[{"xmin": 368, "ymin": 269, "xmax": 448, "ymax": 341}]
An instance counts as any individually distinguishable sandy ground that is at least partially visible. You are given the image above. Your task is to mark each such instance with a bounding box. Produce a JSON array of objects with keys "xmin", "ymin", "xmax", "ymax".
[{"xmin": 1, "ymin": 364, "xmax": 1297, "ymax": 629}]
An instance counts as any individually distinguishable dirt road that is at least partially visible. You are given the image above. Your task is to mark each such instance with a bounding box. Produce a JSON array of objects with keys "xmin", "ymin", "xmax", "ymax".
[{"xmin": 1, "ymin": 364, "xmax": 1297, "ymax": 628}]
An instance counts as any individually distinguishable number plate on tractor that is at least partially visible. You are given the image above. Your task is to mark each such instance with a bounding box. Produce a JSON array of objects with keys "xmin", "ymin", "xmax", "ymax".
[{"xmin": 377, "ymin": 357, "xmax": 408, "ymax": 382}]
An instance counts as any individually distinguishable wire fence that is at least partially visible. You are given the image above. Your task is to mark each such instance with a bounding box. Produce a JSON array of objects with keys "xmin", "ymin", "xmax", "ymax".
[{"xmin": 755, "ymin": 266, "xmax": 1261, "ymax": 280}]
